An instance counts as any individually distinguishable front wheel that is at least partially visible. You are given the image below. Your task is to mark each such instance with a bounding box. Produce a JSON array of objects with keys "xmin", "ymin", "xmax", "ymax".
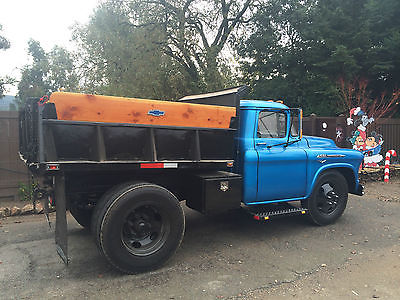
[
  {"xmin": 304, "ymin": 171, "xmax": 348, "ymax": 226},
  {"xmin": 91, "ymin": 182, "xmax": 185, "ymax": 274}
]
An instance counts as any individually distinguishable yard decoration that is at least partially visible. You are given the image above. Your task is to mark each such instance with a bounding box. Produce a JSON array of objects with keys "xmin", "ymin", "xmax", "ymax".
[
  {"xmin": 347, "ymin": 107, "xmax": 384, "ymax": 167},
  {"xmin": 384, "ymin": 150, "xmax": 397, "ymax": 183},
  {"xmin": 335, "ymin": 126, "xmax": 344, "ymax": 143},
  {"xmin": 339, "ymin": 78, "xmax": 400, "ymax": 170}
]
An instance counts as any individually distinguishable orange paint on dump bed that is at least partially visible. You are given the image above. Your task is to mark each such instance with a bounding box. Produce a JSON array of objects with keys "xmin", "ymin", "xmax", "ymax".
[{"xmin": 49, "ymin": 92, "xmax": 236, "ymax": 128}]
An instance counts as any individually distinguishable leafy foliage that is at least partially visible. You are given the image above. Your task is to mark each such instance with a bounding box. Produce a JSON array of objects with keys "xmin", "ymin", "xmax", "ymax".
[
  {"xmin": 72, "ymin": 4, "xmax": 190, "ymax": 100},
  {"xmin": 8, "ymin": 0, "xmax": 400, "ymax": 117},
  {"xmin": 0, "ymin": 76, "xmax": 15, "ymax": 99},
  {"xmin": 16, "ymin": 40, "xmax": 79, "ymax": 105},
  {"xmin": 18, "ymin": 181, "xmax": 38, "ymax": 202},
  {"xmin": 0, "ymin": 24, "xmax": 14, "ymax": 98},
  {"xmin": 238, "ymin": 0, "xmax": 400, "ymax": 116},
  {"xmin": 73, "ymin": 0, "xmax": 254, "ymax": 99},
  {"xmin": 339, "ymin": 78, "xmax": 399, "ymax": 120},
  {"xmin": 0, "ymin": 24, "xmax": 10, "ymax": 51}
]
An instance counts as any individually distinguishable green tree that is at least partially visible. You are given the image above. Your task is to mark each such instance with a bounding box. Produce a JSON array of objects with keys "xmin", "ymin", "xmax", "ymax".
[
  {"xmin": 0, "ymin": 24, "xmax": 10, "ymax": 50},
  {"xmin": 237, "ymin": 0, "xmax": 335, "ymax": 114},
  {"xmin": 72, "ymin": 4, "xmax": 190, "ymax": 100},
  {"xmin": 0, "ymin": 24, "xmax": 14, "ymax": 98},
  {"xmin": 74, "ymin": 0, "xmax": 255, "ymax": 99},
  {"xmin": 308, "ymin": 0, "xmax": 400, "ymax": 94},
  {"xmin": 126, "ymin": 0, "xmax": 254, "ymax": 92},
  {"xmin": 238, "ymin": 0, "xmax": 400, "ymax": 116},
  {"xmin": 16, "ymin": 40, "xmax": 78, "ymax": 105}
]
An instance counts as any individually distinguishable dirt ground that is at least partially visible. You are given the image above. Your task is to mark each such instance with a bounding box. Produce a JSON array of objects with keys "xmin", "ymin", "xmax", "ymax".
[{"xmin": 0, "ymin": 179, "xmax": 399, "ymax": 299}]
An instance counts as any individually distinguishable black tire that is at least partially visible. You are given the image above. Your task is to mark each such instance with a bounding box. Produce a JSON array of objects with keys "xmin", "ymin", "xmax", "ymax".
[
  {"xmin": 69, "ymin": 202, "xmax": 93, "ymax": 228},
  {"xmin": 304, "ymin": 171, "xmax": 348, "ymax": 226},
  {"xmin": 91, "ymin": 182, "xmax": 185, "ymax": 274}
]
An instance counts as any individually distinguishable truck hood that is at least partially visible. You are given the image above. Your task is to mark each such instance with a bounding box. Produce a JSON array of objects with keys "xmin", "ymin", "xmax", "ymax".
[{"xmin": 304, "ymin": 136, "xmax": 338, "ymax": 149}]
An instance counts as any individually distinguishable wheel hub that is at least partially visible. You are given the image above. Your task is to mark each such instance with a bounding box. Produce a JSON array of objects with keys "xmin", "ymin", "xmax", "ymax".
[
  {"xmin": 134, "ymin": 220, "xmax": 150, "ymax": 235},
  {"xmin": 121, "ymin": 205, "xmax": 168, "ymax": 256},
  {"xmin": 317, "ymin": 183, "xmax": 339, "ymax": 214}
]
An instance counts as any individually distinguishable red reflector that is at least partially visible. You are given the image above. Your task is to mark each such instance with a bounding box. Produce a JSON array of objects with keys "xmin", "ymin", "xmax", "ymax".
[
  {"xmin": 140, "ymin": 163, "xmax": 164, "ymax": 169},
  {"xmin": 254, "ymin": 215, "xmax": 260, "ymax": 221},
  {"xmin": 46, "ymin": 164, "xmax": 59, "ymax": 171}
]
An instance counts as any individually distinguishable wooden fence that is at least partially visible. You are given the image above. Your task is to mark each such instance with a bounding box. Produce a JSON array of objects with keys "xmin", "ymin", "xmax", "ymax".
[
  {"xmin": 0, "ymin": 111, "xmax": 31, "ymax": 203},
  {"xmin": 303, "ymin": 116, "xmax": 400, "ymax": 159},
  {"xmin": 0, "ymin": 110, "xmax": 399, "ymax": 203}
]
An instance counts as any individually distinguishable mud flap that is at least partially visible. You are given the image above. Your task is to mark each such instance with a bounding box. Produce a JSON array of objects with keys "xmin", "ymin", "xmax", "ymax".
[{"xmin": 54, "ymin": 174, "xmax": 69, "ymax": 265}]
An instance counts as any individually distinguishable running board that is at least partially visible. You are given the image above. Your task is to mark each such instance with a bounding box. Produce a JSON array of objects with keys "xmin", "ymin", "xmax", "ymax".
[{"xmin": 246, "ymin": 203, "xmax": 308, "ymax": 221}]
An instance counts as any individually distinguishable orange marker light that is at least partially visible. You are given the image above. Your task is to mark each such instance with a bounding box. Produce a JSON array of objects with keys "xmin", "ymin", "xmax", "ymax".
[{"xmin": 300, "ymin": 109, "xmax": 303, "ymax": 139}]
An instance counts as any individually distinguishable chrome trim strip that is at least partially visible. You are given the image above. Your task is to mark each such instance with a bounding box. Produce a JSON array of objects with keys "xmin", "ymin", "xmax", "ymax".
[{"xmin": 317, "ymin": 154, "xmax": 346, "ymax": 158}]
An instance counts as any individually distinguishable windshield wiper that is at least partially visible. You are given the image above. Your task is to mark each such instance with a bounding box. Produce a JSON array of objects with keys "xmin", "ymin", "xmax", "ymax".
[
  {"xmin": 266, "ymin": 113, "xmax": 300, "ymax": 148},
  {"xmin": 266, "ymin": 139, "xmax": 300, "ymax": 149}
]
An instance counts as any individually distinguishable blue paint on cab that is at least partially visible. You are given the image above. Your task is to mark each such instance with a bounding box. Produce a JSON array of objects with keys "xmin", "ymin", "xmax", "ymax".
[{"xmin": 236, "ymin": 100, "xmax": 364, "ymax": 205}]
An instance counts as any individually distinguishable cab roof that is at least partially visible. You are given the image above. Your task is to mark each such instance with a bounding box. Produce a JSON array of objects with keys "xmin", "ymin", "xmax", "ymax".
[{"xmin": 240, "ymin": 100, "xmax": 289, "ymax": 110}]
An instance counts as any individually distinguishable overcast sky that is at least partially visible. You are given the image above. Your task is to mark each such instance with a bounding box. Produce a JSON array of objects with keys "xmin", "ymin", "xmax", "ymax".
[{"xmin": 0, "ymin": 0, "xmax": 99, "ymax": 95}]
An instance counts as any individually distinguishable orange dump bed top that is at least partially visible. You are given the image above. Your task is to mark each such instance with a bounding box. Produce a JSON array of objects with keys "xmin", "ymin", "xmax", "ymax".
[{"xmin": 49, "ymin": 92, "xmax": 236, "ymax": 129}]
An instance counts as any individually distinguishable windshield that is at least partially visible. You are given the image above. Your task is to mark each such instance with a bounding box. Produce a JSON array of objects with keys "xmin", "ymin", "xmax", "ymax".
[{"xmin": 257, "ymin": 110, "xmax": 287, "ymax": 138}]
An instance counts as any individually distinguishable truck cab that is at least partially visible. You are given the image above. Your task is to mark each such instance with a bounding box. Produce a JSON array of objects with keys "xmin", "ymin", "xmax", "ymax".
[{"xmin": 237, "ymin": 99, "xmax": 364, "ymax": 224}]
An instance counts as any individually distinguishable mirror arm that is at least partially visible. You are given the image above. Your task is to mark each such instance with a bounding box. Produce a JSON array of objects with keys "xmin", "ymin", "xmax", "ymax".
[{"xmin": 285, "ymin": 111, "xmax": 293, "ymax": 147}]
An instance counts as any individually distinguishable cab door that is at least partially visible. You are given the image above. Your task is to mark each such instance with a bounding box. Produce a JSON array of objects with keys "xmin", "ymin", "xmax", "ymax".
[{"xmin": 255, "ymin": 110, "xmax": 307, "ymax": 202}]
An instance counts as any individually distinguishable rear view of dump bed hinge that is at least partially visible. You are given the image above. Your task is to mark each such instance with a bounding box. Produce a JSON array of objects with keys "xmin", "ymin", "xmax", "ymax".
[{"xmin": 246, "ymin": 203, "xmax": 308, "ymax": 221}]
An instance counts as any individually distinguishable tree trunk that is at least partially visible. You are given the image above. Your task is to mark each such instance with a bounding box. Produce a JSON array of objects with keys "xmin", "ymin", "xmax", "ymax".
[{"xmin": 203, "ymin": 50, "xmax": 224, "ymax": 91}]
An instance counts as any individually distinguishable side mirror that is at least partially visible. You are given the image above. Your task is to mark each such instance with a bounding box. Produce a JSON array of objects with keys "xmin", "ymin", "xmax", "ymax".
[{"xmin": 289, "ymin": 108, "xmax": 302, "ymax": 140}]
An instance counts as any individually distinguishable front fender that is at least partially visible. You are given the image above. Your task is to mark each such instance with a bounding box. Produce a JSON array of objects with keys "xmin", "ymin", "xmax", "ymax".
[
  {"xmin": 305, "ymin": 148, "xmax": 363, "ymax": 197},
  {"xmin": 306, "ymin": 163, "xmax": 360, "ymax": 197}
]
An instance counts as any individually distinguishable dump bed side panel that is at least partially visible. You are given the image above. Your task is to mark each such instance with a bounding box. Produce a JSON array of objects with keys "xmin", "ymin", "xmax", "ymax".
[
  {"xmin": 19, "ymin": 99, "xmax": 236, "ymax": 175},
  {"xmin": 41, "ymin": 120, "xmax": 236, "ymax": 163}
]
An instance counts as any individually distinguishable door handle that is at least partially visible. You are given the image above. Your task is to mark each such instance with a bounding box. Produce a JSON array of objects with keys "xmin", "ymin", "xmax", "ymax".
[{"xmin": 256, "ymin": 142, "xmax": 267, "ymax": 146}]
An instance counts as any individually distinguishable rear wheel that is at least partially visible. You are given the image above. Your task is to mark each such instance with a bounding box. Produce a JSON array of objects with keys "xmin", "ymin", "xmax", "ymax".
[
  {"xmin": 304, "ymin": 171, "xmax": 348, "ymax": 225},
  {"xmin": 91, "ymin": 182, "xmax": 185, "ymax": 274}
]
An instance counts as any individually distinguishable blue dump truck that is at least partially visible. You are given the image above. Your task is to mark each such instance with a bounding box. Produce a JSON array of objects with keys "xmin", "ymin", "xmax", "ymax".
[{"xmin": 19, "ymin": 86, "xmax": 364, "ymax": 274}]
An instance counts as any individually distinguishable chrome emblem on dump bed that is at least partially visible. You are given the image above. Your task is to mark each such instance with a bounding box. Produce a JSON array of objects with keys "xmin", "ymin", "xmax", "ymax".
[{"xmin": 148, "ymin": 109, "xmax": 165, "ymax": 117}]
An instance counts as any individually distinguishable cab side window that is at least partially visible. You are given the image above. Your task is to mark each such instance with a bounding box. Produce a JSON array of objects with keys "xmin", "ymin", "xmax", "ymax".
[{"xmin": 257, "ymin": 110, "xmax": 287, "ymax": 138}]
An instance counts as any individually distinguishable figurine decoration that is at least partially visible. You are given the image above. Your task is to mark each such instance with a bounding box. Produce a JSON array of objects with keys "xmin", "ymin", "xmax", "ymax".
[{"xmin": 347, "ymin": 107, "xmax": 384, "ymax": 167}]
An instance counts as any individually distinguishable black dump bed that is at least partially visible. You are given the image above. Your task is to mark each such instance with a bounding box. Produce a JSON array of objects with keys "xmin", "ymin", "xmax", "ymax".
[{"xmin": 19, "ymin": 87, "xmax": 248, "ymax": 175}]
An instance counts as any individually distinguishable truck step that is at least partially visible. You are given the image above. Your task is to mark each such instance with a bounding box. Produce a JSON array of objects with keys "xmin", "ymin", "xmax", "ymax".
[{"xmin": 246, "ymin": 203, "xmax": 308, "ymax": 221}]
